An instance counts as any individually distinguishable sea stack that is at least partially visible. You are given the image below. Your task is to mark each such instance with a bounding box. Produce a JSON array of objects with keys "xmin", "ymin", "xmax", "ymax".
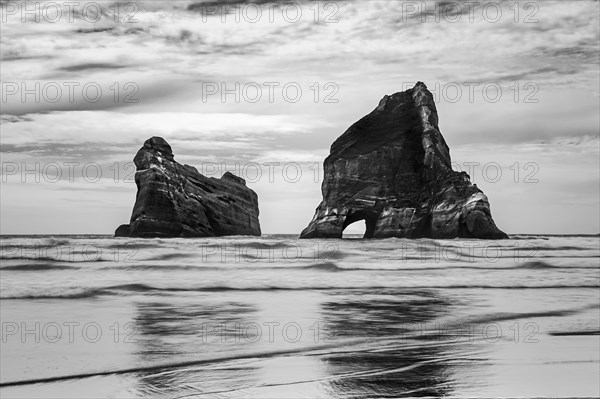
[
  {"xmin": 300, "ymin": 82, "xmax": 508, "ymax": 239},
  {"xmin": 115, "ymin": 137, "xmax": 261, "ymax": 238}
]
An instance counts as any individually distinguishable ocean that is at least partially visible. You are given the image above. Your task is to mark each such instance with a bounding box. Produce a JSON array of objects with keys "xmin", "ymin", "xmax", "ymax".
[{"xmin": 0, "ymin": 234, "xmax": 599, "ymax": 398}]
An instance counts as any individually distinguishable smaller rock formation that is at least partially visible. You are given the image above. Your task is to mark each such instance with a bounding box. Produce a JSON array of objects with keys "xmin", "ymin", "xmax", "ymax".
[
  {"xmin": 300, "ymin": 82, "xmax": 507, "ymax": 239},
  {"xmin": 115, "ymin": 137, "xmax": 261, "ymax": 237}
]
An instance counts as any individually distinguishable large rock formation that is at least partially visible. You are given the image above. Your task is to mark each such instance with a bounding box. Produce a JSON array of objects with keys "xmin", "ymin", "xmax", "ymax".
[
  {"xmin": 300, "ymin": 82, "xmax": 508, "ymax": 239},
  {"xmin": 115, "ymin": 137, "xmax": 261, "ymax": 237}
]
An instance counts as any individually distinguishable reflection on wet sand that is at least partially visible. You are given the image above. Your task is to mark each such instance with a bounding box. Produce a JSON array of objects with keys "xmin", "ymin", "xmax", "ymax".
[
  {"xmin": 319, "ymin": 289, "xmax": 461, "ymax": 398},
  {"xmin": 127, "ymin": 289, "xmax": 478, "ymax": 398},
  {"xmin": 131, "ymin": 299, "xmax": 261, "ymax": 397}
]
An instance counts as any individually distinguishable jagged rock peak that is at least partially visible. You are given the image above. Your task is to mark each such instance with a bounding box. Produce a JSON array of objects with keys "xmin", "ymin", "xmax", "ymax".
[{"xmin": 142, "ymin": 136, "xmax": 174, "ymax": 159}]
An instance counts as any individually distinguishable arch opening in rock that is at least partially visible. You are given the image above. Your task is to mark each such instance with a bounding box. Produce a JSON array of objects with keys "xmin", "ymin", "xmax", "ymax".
[{"xmin": 342, "ymin": 211, "xmax": 377, "ymax": 239}]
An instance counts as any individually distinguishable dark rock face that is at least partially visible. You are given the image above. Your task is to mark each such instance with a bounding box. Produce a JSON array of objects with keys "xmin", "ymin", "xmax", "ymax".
[
  {"xmin": 115, "ymin": 137, "xmax": 261, "ymax": 238},
  {"xmin": 300, "ymin": 82, "xmax": 508, "ymax": 239}
]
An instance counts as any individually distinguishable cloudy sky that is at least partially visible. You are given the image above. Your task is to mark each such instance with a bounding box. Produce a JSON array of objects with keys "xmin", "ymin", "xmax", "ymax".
[{"xmin": 1, "ymin": 0, "xmax": 599, "ymax": 235}]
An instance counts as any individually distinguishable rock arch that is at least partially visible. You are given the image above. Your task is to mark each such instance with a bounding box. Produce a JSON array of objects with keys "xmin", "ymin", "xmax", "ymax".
[{"xmin": 300, "ymin": 82, "xmax": 507, "ymax": 240}]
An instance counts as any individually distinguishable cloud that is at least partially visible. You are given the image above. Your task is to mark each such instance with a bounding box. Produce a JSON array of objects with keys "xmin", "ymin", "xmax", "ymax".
[
  {"xmin": 2, "ymin": 1, "xmax": 598, "ymax": 88},
  {"xmin": 58, "ymin": 62, "xmax": 129, "ymax": 72},
  {"xmin": 75, "ymin": 27, "xmax": 115, "ymax": 34},
  {"xmin": 0, "ymin": 114, "xmax": 33, "ymax": 124},
  {"xmin": 0, "ymin": 110, "xmax": 321, "ymax": 163}
]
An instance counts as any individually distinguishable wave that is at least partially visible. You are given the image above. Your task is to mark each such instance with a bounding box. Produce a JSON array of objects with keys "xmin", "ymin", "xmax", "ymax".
[
  {"xmin": 548, "ymin": 330, "xmax": 600, "ymax": 336},
  {"xmin": 290, "ymin": 260, "xmax": 599, "ymax": 272},
  {"xmin": 100, "ymin": 263, "xmax": 344, "ymax": 272},
  {"xmin": 0, "ymin": 238, "xmax": 72, "ymax": 249},
  {"xmin": 0, "ymin": 256, "xmax": 110, "ymax": 263},
  {"xmin": 101, "ymin": 264, "xmax": 222, "ymax": 271},
  {"xmin": 318, "ymin": 250, "xmax": 347, "ymax": 260},
  {"xmin": 104, "ymin": 242, "xmax": 169, "ymax": 250},
  {"xmin": 337, "ymin": 261, "xmax": 599, "ymax": 272},
  {"xmin": 147, "ymin": 253, "xmax": 196, "ymax": 261},
  {"xmin": 511, "ymin": 245, "xmax": 595, "ymax": 251},
  {"xmin": 0, "ymin": 263, "xmax": 79, "ymax": 271},
  {"xmin": 199, "ymin": 241, "xmax": 295, "ymax": 250},
  {"xmin": 96, "ymin": 260, "xmax": 599, "ymax": 273},
  {"xmin": 3, "ymin": 283, "xmax": 599, "ymax": 300},
  {"xmin": 512, "ymin": 234, "xmax": 600, "ymax": 238},
  {"xmin": 298, "ymin": 262, "xmax": 342, "ymax": 271}
]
